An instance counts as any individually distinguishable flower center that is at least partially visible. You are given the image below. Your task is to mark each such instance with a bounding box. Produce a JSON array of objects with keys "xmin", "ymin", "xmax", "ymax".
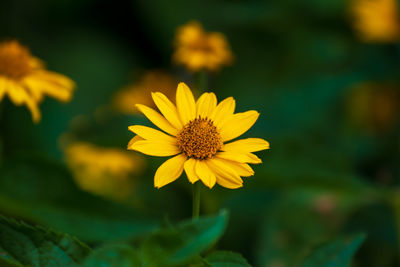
[
  {"xmin": 0, "ymin": 41, "xmax": 32, "ymax": 80},
  {"xmin": 177, "ymin": 117, "xmax": 223, "ymax": 160}
]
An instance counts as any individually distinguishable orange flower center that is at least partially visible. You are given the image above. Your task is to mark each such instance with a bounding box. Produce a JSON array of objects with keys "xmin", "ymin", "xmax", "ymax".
[
  {"xmin": 177, "ymin": 117, "xmax": 223, "ymax": 160},
  {"xmin": 0, "ymin": 41, "xmax": 32, "ymax": 80}
]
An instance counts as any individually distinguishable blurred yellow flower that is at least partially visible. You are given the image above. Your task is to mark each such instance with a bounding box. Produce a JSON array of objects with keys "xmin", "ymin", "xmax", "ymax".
[
  {"xmin": 113, "ymin": 71, "xmax": 176, "ymax": 114},
  {"xmin": 127, "ymin": 82, "xmax": 269, "ymax": 189},
  {"xmin": 173, "ymin": 21, "xmax": 233, "ymax": 72},
  {"xmin": 351, "ymin": 0, "xmax": 400, "ymax": 42},
  {"xmin": 64, "ymin": 142, "xmax": 145, "ymax": 199},
  {"xmin": 347, "ymin": 83, "xmax": 399, "ymax": 133},
  {"xmin": 0, "ymin": 40, "xmax": 75, "ymax": 122}
]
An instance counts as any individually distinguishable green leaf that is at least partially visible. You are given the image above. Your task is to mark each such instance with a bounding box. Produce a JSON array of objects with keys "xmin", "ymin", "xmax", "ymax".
[
  {"xmin": 141, "ymin": 210, "xmax": 229, "ymax": 266},
  {"xmin": 81, "ymin": 244, "xmax": 141, "ymax": 267},
  {"xmin": 205, "ymin": 251, "xmax": 252, "ymax": 267},
  {"xmin": 301, "ymin": 233, "xmax": 366, "ymax": 267},
  {"xmin": 0, "ymin": 215, "xmax": 90, "ymax": 267}
]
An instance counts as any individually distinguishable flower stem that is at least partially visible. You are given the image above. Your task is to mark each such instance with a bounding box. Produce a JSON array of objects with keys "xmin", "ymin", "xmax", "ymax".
[
  {"xmin": 192, "ymin": 181, "xmax": 201, "ymax": 219},
  {"xmin": 197, "ymin": 69, "xmax": 208, "ymax": 91}
]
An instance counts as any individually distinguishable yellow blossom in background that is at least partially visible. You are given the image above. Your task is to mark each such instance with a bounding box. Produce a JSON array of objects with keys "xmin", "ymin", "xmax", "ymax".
[
  {"xmin": 127, "ymin": 82, "xmax": 269, "ymax": 189},
  {"xmin": 0, "ymin": 40, "xmax": 75, "ymax": 122},
  {"xmin": 347, "ymin": 83, "xmax": 399, "ymax": 133},
  {"xmin": 173, "ymin": 21, "xmax": 233, "ymax": 72},
  {"xmin": 113, "ymin": 71, "xmax": 177, "ymax": 114},
  {"xmin": 64, "ymin": 142, "xmax": 145, "ymax": 199},
  {"xmin": 351, "ymin": 0, "xmax": 400, "ymax": 42}
]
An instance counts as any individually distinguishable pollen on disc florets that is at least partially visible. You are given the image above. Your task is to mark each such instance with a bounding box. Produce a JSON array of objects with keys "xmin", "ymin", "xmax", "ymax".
[
  {"xmin": 177, "ymin": 116, "xmax": 223, "ymax": 160},
  {"xmin": 0, "ymin": 41, "xmax": 32, "ymax": 80}
]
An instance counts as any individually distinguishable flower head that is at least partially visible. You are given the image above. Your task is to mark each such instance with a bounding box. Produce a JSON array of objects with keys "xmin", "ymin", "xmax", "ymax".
[
  {"xmin": 0, "ymin": 40, "xmax": 75, "ymax": 122},
  {"xmin": 351, "ymin": 0, "xmax": 400, "ymax": 42},
  {"xmin": 64, "ymin": 142, "xmax": 145, "ymax": 199},
  {"xmin": 173, "ymin": 21, "xmax": 233, "ymax": 72},
  {"xmin": 113, "ymin": 71, "xmax": 176, "ymax": 114},
  {"xmin": 127, "ymin": 82, "xmax": 269, "ymax": 189}
]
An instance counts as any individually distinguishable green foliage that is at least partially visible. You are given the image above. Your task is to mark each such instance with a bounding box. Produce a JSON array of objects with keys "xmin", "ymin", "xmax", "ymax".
[
  {"xmin": 0, "ymin": 215, "xmax": 90, "ymax": 267},
  {"xmin": 301, "ymin": 234, "xmax": 366, "ymax": 267},
  {"xmin": 204, "ymin": 251, "xmax": 251, "ymax": 267},
  {"xmin": 140, "ymin": 210, "xmax": 228, "ymax": 266},
  {"xmin": 81, "ymin": 244, "xmax": 141, "ymax": 267}
]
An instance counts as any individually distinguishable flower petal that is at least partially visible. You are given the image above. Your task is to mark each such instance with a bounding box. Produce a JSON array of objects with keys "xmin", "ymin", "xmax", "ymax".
[
  {"xmin": 196, "ymin": 92, "xmax": 217, "ymax": 118},
  {"xmin": 215, "ymin": 174, "xmax": 243, "ymax": 189},
  {"xmin": 195, "ymin": 160, "xmax": 216, "ymax": 188},
  {"xmin": 215, "ymin": 151, "xmax": 261, "ymax": 164},
  {"xmin": 0, "ymin": 78, "xmax": 7, "ymax": 101},
  {"xmin": 7, "ymin": 81, "xmax": 28, "ymax": 105},
  {"xmin": 152, "ymin": 92, "xmax": 183, "ymax": 130},
  {"xmin": 222, "ymin": 138, "xmax": 270, "ymax": 153},
  {"xmin": 219, "ymin": 110, "xmax": 260, "ymax": 142},
  {"xmin": 206, "ymin": 157, "xmax": 243, "ymax": 185},
  {"xmin": 25, "ymin": 96, "xmax": 41, "ymax": 123},
  {"xmin": 213, "ymin": 158, "xmax": 254, "ymax": 177},
  {"xmin": 128, "ymin": 125, "xmax": 176, "ymax": 143},
  {"xmin": 247, "ymin": 153, "xmax": 262, "ymax": 164},
  {"xmin": 176, "ymin": 82, "xmax": 196, "ymax": 124},
  {"xmin": 128, "ymin": 140, "xmax": 180, "ymax": 157},
  {"xmin": 154, "ymin": 154, "xmax": 187, "ymax": 188},
  {"xmin": 210, "ymin": 97, "xmax": 235, "ymax": 128},
  {"xmin": 184, "ymin": 158, "xmax": 200, "ymax": 183},
  {"xmin": 136, "ymin": 104, "xmax": 178, "ymax": 136},
  {"xmin": 127, "ymin": 135, "xmax": 144, "ymax": 149}
]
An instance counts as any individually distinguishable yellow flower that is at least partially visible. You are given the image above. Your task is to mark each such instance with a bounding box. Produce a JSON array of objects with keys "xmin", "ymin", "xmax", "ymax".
[
  {"xmin": 0, "ymin": 40, "xmax": 75, "ymax": 122},
  {"xmin": 351, "ymin": 0, "xmax": 400, "ymax": 42},
  {"xmin": 113, "ymin": 71, "xmax": 177, "ymax": 114},
  {"xmin": 173, "ymin": 21, "xmax": 233, "ymax": 72},
  {"xmin": 127, "ymin": 82, "xmax": 269, "ymax": 189},
  {"xmin": 64, "ymin": 142, "xmax": 145, "ymax": 199}
]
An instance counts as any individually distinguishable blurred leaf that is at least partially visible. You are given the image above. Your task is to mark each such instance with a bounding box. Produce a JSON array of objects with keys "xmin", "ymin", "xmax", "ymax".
[
  {"xmin": 141, "ymin": 210, "xmax": 228, "ymax": 266},
  {"xmin": 205, "ymin": 251, "xmax": 251, "ymax": 267},
  {"xmin": 0, "ymin": 215, "xmax": 90, "ymax": 267},
  {"xmin": 301, "ymin": 233, "xmax": 366, "ymax": 267},
  {"xmin": 0, "ymin": 154, "xmax": 158, "ymax": 242},
  {"xmin": 81, "ymin": 244, "xmax": 141, "ymax": 267}
]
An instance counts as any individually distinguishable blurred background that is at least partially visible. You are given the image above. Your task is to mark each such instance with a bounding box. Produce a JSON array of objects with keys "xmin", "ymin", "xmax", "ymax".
[{"xmin": 1, "ymin": 0, "xmax": 400, "ymax": 266}]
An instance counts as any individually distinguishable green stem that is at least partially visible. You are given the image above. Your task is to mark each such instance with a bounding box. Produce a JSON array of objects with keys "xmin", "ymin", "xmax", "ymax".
[
  {"xmin": 192, "ymin": 181, "xmax": 201, "ymax": 219},
  {"xmin": 196, "ymin": 69, "xmax": 208, "ymax": 92}
]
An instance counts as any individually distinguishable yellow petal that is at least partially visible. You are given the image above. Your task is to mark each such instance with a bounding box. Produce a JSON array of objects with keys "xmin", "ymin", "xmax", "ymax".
[
  {"xmin": 222, "ymin": 138, "xmax": 270, "ymax": 153},
  {"xmin": 196, "ymin": 92, "xmax": 217, "ymax": 118},
  {"xmin": 206, "ymin": 157, "xmax": 243, "ymax": 185},
  {"xmin": 195, "ymin": 160, "xmax": 216, "ymax": 188},
  {"xmin": 23, "ymin": 77, "xmax": 73, "ymax": 102},
  {"xmin": 128, "ymin": 125, "xmax": 176, "ymax": 143},
  {"xmin": 152, "ymin": 92, "xmax": 183, "ymax": 130},
  {"xmin": 127, "ymin": 135, "xmax": 144, "ymax": 149},
  {"xmin": 136, "ymin": 104, "xmax": 178, "ymax": 136},
  {"xmin": 184, "ymin": 158, "xmax": 200, "ymax": 183},
  {"xmin": 215, "ymin": 174, "xmax": 243, "ymax": 189},
  {"xmin": 214, "ymin": 158, "xmax": 254, "ymax": 177},
  {"xmin": 154, "ymin": 154, "xmax": 187, "ymax": 188},
  {"xmin": 215, "ymin": 151, "xmax": 261, "ymax": 164},
  {"xmin": 247, "ymin": 153, "xmax": 262, "ymax": 164},
  {"xmin": 219, "ymin": 110, "xmax": 259, "ymax": 142},
  {"xmin": 7, "ymin": 82, "xmax": 28, "ymax": 105},
  {"xmin": 176, "ymin": 82, "xmax": 196, "ymax": 124},
  {"xmin": 210, "ymin": 97, "xmax": 235, "ymax": 128},
  {"xmin": 25, "ymin": 97, "xmax": 41, "ymax": 123},
  {"xmin": 0, "ymin": 78, "xmax": 7, "ymax": 101},
  {"xmin": 128, "ymin": 140, "xmax": 180, "ymax": 157}
]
